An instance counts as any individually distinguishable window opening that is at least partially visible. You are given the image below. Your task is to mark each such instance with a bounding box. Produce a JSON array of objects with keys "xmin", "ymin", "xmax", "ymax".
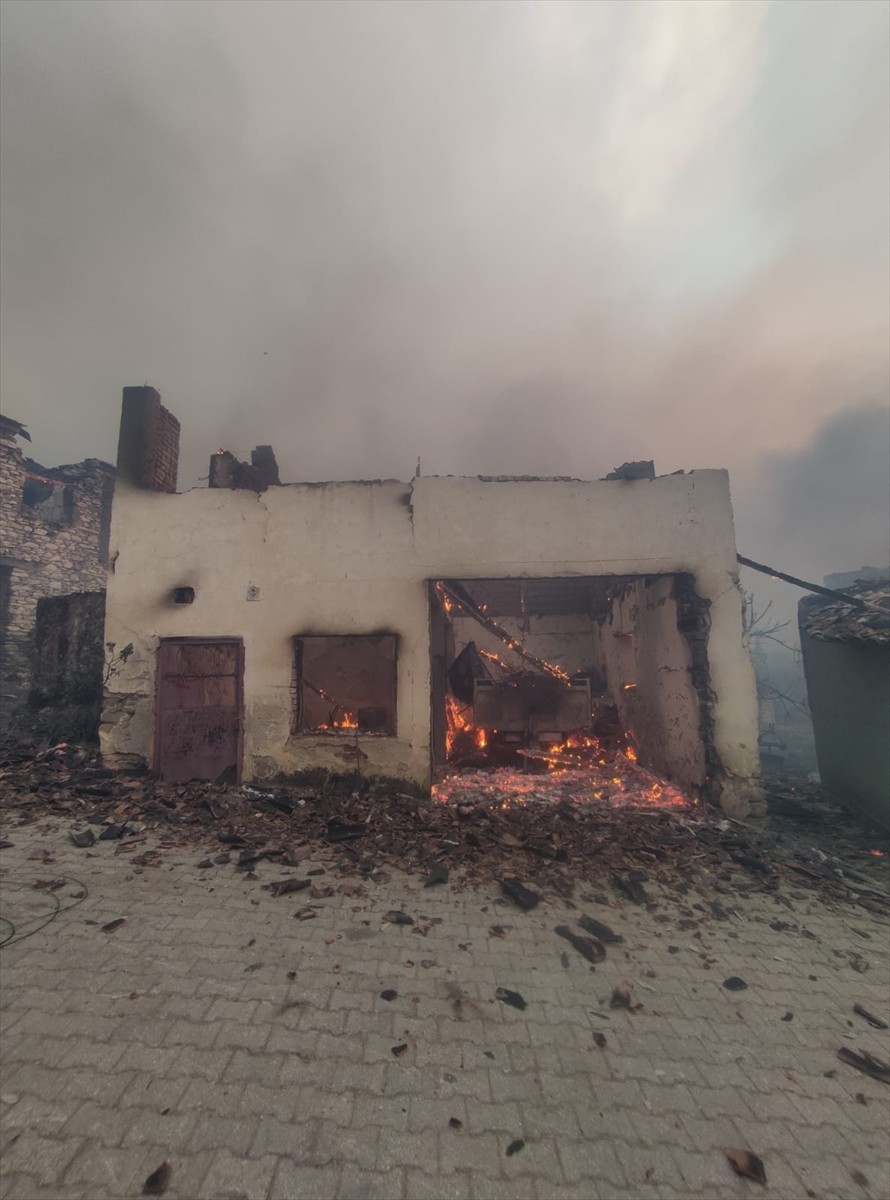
[{"xmin": 293, "ymin": 635, "xmax": 397, "ymax": 735}]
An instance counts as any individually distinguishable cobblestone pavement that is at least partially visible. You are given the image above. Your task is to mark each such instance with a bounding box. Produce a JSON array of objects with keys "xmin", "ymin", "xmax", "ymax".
[{"xmin": 1, "ymin": 814, "xmax": 888, "ymax": 1200}]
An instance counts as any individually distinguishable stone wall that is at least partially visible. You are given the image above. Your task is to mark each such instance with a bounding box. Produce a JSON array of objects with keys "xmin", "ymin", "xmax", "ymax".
[{"xmin": 0, "ymin": 423, "xmax": 114, "ymax": 718}]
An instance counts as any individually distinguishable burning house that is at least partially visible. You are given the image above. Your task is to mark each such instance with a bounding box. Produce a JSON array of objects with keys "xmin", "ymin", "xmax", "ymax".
[{"xmin": 100, "ymin": 386, "xmax": 764, "ymax": 818}]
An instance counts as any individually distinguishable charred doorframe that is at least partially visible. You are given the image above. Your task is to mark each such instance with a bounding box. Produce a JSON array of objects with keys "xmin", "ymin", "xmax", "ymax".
[
  {"xmin": 674, "ymin": 573, "xmax": 723, "ymax": 802},
  {"xmin": 152, "ymin": 636, "xmax": 245, "ymax": 782},
  {"xmin": 428, "ymin": 573, "xmax": 720, "ymax": 792},
  {"xmin": 428, "ymin": 575, "xmax": 611, "ymax": 771}
]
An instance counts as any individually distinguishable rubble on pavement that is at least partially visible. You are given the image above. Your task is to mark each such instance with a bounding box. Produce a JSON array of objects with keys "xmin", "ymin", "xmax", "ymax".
[{"xmin": 0, "ymin": 742, "xmax": 887, "ymax": 922}]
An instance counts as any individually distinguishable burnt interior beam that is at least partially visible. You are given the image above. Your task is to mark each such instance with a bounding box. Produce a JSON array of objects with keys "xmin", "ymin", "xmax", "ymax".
[{"xmin": 438, "ymin": 580, "xmax": 571, "ymax": 683}]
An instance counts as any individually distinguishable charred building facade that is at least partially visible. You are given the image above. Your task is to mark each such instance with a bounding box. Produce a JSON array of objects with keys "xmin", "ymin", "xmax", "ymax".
[{"xmin": 100, "ymin": 387, "xmax": 764, "ymax": 818}]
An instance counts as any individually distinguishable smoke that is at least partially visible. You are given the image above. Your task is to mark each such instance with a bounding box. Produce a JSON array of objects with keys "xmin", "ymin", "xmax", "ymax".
[
  {"xmin": 740, "ymin": 404, "xmax": 890, "ymax": 577},
  {"xmin": 1, "ymin": 0, "xmax": 888, "ymax": 575}
]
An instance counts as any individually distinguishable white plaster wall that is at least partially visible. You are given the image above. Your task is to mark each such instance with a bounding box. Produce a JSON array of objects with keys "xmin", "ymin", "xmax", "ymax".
[
  {"xmin": 101, "ymin": 471, "xmax": 761, "ymax": 811},
  {"xmin": 595, "ymin": 578, "xmax": 706, "ymax": 793}
]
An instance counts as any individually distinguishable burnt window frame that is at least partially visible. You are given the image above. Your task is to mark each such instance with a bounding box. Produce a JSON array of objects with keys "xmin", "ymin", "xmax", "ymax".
[
  {"xmin": 21, "ymin": 474, "xmax": 75, "ymax": 527},
  {"xmin": 292, "ymin": 633, "xmax": 398, "ymax": 736}
]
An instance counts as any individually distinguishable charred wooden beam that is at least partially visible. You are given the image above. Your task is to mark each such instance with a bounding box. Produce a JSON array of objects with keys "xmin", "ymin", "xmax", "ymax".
[
  {"xmin": 738, "ymin": 555, "xmax": 868, "ymax": 609},
  {"xmin": 438, "ymin": 581, "xmax": 571, "ymax": 683}
]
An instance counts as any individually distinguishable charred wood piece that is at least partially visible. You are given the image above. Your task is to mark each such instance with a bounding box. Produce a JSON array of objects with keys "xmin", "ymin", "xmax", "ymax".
[
  {"xmin": 554, "ymin": 925, "xmax": 605, "ymax": 965},
  {"xmin": 577, "ymin": 914, "xmax": 623, "ymax": 944},
  {"xmin": 501, "ymin": 878, "xmax": 541, "ymax": 911}
]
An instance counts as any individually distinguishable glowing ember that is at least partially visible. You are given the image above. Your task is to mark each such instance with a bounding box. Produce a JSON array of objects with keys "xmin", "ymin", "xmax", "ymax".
[
  {"xmin": 432, "ymin": 763, "xmax": 690, "ymax": 809},
  {"xmin": 868, "ymin": 849, "xmax": 886, "ymax": 857}
]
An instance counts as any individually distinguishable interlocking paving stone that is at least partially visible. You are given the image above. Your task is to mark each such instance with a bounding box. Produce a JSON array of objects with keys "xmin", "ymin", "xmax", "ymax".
[{"xmin": 1, "ymin": 816, "xmax": 888, "ymax": 1200}]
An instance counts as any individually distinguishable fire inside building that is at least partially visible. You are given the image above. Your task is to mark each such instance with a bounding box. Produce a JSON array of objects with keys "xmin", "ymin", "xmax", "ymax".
[{"xmin": 99, "ymin": 387, "xmax": 764, "ymax": 819}]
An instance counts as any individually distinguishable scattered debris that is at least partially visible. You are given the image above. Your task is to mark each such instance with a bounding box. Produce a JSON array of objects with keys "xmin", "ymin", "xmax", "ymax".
[
  {"xmin": 423, "ymin": 864, "xmax": 449, "ymax": 887},
  {"xmin": 725, "ymin": 1149, "xmax": 766, "ymax": 1185},
  {"xmin": 391, "ymin": 1043, "xmax": 408, "ymax": 1057},
  {"xmin": 243, "ymin": 963, "xmax": 263, "ymax": 974},
  {"xmin": 380, "ymin": 990, "xmax": 398, "ymax": 1002},
  {"xmin": 604, "ymin": 460, "xmax": 655, "ymax": 482},
  {"xmin": 781, "ymin": 1012, "xmax": 794, "ymax": 1022},
  {"xmin": 142, "ymin": 1161, "xmax": 172, "ymax": 1196},
  {"xmin": 294, "ymin": 908, "xmax": 316, "ymax": 921},
  {"xmin": 1, "ymin": 743, "xmax": 886, "ymax": 928},
  {"xmin": 722, "ymin": 977, "xmax": 748, "ymax": 992},
  {"xmin": 489, "ymin": 925, "xmax": 508, "ymax": 939},
  {"xmin": 554, "ymin": 925, "xmax": 605, "ymax": 965},
  {"xmin": 577, "ymin": 914, "xmax": 623, "ymax": 944},
  {"xmin": 325, "ymin": 820, "xmax": 367, "ymax": 843},
  {"xmin": 592, "ymin": 1031, "xmax": 607, "ymax": 1048},
  {"xmin": 101, "ymin": 919, "xmax": 126, "ymax": 934},
  {"xmin": 70, "ymin": 830, "xmax": 95, "ymax": 848},
  {"xmin": 383, "ymin": 911, "xmax": 414, "ymax": 925},
  {"xmin": 560, "ymin": 951, "xmax": 570, "ymax": 969},
  {"xmin": 609, "ymin": 986, "xmax": 639, "ymax": 1011},
  {"xmin": 837, "ymin": 1047, "xmax": 890, "ymax": 1085},
  {"xmin": 846, "ymin": 953, "xmax": 870, "ymax": 974},
  {"xmin": 853, "ymin": 1003, "xmax": 888, "ymax": 1030},
  {"xmin": 614, "ymin": 874, "xmax": 650, "ymax": 905},
  {"xmin": 501, "ymin": 879, "xmax": 541, "ymax": 911},
  {"xmin": 506, "ymin": 1139, "xmax": 526, "ymax": 1156},
  {"xmin": 95, "ymin": 823, "xmax": 126, "ymax": 841},
  {"xmin": 264, "ymin": 879, "xmax": 310, "ymax": 897},
  {"xmin": 448, "ymin": 1117, "xmax": 463, "ymax": 1130},
  {"xmin": 495, "ymin": 987, "xmax": 527, "ymax": 1011}
]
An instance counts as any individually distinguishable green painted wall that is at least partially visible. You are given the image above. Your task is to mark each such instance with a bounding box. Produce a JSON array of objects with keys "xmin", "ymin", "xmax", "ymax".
[{"xmin": 800, "ymin": 634, "xmax": 890, "ymax": 831}]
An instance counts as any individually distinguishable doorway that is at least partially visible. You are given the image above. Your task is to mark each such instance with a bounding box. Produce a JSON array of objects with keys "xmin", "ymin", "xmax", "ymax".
[{"xmin": 155, "ymin": 638, "xmax": 244, "ymax": 783}]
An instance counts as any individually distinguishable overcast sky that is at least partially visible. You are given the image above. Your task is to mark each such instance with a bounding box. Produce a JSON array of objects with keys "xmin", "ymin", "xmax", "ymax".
[{"xmin": 1, "ymin": 0, "xmax": 888, "ymax": 593}]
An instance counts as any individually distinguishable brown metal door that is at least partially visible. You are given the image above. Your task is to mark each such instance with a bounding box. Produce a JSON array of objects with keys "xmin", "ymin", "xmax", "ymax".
[{"xmin": 155, "ymin": 639, "xmax": 243, "ymax": 783}]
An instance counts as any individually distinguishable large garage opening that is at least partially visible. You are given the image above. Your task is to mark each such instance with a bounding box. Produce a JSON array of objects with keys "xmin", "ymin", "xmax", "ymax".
[{"xmin": 429, "ymin": 576, "xmax": 715, "ymax": 807}]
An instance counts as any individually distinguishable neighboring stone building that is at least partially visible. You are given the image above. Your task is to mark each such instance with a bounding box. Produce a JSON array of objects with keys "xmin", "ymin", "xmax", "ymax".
[
  {"xmin": 101, "ymin": 386, "xmax": 764, "ymax": 818},
  {"xmin": 0, "ymin": 414, "xmax": 114, "ymax": 727},
  {"xmin": 800, "ymin": 579, "xmax": 890, "ymax": 830}
]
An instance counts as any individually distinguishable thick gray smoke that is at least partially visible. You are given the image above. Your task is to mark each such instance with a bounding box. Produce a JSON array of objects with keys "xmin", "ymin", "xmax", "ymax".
[{"xmin": 1, "ymin": 0, "xmax": 888, "ymax": 579}]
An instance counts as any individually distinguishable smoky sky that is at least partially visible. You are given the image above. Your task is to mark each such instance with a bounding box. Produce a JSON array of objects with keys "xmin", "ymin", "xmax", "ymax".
[{"xmin": 1, "ymin": 0, "xmax": 888, "ymax": 586}]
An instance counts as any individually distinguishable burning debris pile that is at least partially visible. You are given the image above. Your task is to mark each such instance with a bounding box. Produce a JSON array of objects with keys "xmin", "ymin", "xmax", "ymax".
[
  {"xmin": 432, "ymin": 738, "xmax": 688, "ymax": 809},
  {"xmin": 1, "ymin": 744, "xmax": 887, "ymax": 916}
]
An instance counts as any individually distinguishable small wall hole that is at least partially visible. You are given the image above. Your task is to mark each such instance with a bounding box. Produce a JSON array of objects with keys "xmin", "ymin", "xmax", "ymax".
[{"xmin": 172, "ymin": 586, "xmax": 195, "ymax": 605}]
